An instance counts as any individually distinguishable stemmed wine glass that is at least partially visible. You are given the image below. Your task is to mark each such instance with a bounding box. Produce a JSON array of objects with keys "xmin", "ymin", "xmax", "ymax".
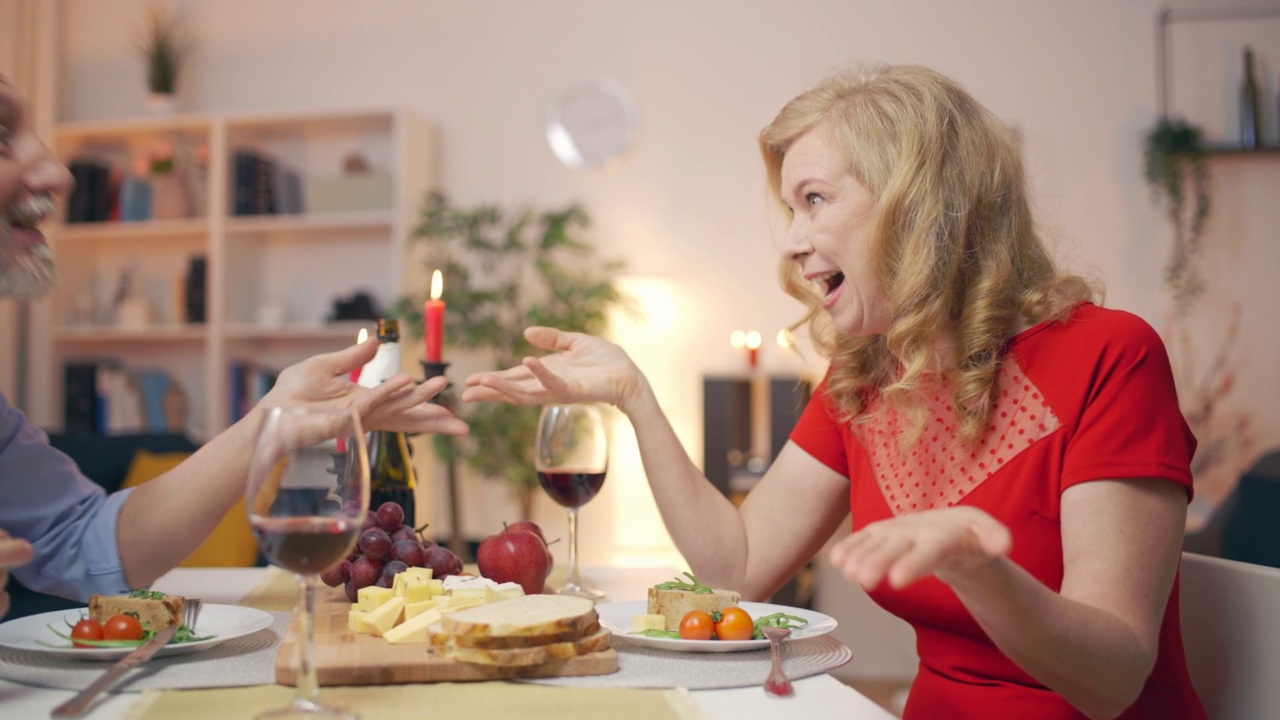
[
  {"xmin": 535, "ymin": 403, "xmax": 608, "ymax": 600},
  {"xmin": 246, "ymin": 406, "xmax": 369, "ymax": 719}
]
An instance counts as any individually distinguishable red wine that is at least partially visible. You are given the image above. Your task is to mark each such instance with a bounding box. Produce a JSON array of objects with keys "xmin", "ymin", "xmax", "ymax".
[
  {"xmin": 537, "ymin": 468, "xmax": 606, "ymax": 508},
  {"xmin": 253, "ymin": 517, "xmax": 359, "ymax": 575}
]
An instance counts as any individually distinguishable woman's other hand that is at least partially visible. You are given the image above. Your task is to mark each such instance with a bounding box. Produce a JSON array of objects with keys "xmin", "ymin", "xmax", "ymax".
[
  {"xmin": 829, "ymin": 507, "xmax": 1013, "ymax": 591},
  {"xmin": 0, "ymin": 529, "xmax": 35, "ymax": 619},
  {"xmin": 461, "ymin": 326, "xmax": 647, "ymax": 413},
  {"xmin": 262, "ymin": 340, "xmax": 469, "ymax": 436}
]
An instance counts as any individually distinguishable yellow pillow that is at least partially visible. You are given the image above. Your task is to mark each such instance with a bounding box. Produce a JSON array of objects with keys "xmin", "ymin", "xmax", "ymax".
[{"xmin": 121, "ymin": 449, "xmax": 260, "ymax": 568}]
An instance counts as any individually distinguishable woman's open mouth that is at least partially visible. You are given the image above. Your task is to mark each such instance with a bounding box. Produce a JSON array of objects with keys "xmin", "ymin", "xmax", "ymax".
[{"xmin": 811, "ymin": 271, "xmax": 846, "ymax": 308}]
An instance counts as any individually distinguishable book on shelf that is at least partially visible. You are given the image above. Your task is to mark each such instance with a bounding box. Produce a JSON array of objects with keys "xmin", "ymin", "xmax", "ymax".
[
  {"xmin": 228, "ymin": 360, "xmax": 279, "ymax": 423},
  {"xmin": 232, "ymin": 149, "xmax": 303, "ymax": 216},
  {"xmin": 65, "ymin": 161, "xmax": 111, "ymax": 223},
  {"xmin": 62, "ymin": 361, "xmax": 186, "ymax": 435}
]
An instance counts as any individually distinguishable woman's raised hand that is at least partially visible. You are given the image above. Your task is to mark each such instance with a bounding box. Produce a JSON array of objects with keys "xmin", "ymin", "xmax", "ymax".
[
  {"xmin": 461, "ymin": 326, "xmax": 646, "ymax": 412},
  {"xmin": 828, "ymin": 506, "xmax": 1013, "ymax": 591}
]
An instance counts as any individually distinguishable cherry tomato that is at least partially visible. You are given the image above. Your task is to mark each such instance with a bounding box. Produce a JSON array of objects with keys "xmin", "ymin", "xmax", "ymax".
[
  {"xmin": 678, "ymin": 610, "xmax": 714, "ymax": 641},
  {"xmin": 102, "ymin": 614, "xmax": 144, "ymax": 641},
  {"xmin": 714, "ymin": 606, "xmax": 755, "ymax": 641},
  {"xmin": 70, "ymin": 619, "xmax": 104, "ymax": 648}
]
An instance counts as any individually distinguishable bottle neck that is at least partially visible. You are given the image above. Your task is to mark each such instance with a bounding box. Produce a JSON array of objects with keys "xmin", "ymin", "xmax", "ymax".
[{"xmin": 356, "ymin": 339, "xmax": 401, "ymax": 389}]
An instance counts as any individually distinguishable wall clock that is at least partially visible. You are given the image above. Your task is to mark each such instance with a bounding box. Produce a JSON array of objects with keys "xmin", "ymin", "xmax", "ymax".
[{"xmin": 545, "ymin": 77, "xmax": 641, "ymax": 170}]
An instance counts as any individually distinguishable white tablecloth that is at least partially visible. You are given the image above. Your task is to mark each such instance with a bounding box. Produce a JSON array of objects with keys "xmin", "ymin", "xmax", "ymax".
[{"xmin": 0, "ymin": 567, "xmax": 894, "ymax": 720}]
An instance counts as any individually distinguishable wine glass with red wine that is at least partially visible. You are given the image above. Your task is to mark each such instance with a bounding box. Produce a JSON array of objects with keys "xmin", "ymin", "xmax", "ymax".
[
  {"xmin": 246, "ymin": 406, "xmax": 369, "ymax": 720},
  {"xmin": 535, "ymin": 403, "xmax": 608, "ymax": 600}
]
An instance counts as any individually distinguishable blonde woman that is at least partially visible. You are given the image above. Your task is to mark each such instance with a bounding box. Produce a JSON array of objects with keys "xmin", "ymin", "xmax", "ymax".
[{"xmin": 463, "ymin": 65, "xmax": 1203, "ymax": 719}]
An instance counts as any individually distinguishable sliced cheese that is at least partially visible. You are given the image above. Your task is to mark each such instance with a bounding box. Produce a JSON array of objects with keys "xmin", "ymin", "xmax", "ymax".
[
  {"xmin": 348, "ymin": 608, "xmax": 368, "ymax": 633},
  {"xmin": 404, "ymin": 599, "xmax": 438, "ymax": 620},
  {"xmin": 382, "ymin": 607, "xmax": 444, "ymax": 644},
  {"xmin": 632, "ymin": 613, "xmax": 667, "ymax": 632},
  {"xmin": 359, "ymin": 596, "xmax": 406, "ymax": 637},
  {"xmin": 357, "ymin": 586, "xmax": 395, "ymax": 611}
]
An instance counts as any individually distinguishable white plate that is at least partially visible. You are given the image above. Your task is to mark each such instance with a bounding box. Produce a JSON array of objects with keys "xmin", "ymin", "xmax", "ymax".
[
  {"xmin": 0, "ymin": 604, "xmax": 275, "ymax": 661},
  {"xmin": 597, "ymin": 600, "xmax": 837, "ymax": 653}
]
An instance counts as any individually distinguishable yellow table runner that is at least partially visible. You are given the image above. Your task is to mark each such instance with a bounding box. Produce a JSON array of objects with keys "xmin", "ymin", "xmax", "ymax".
[
  {"xmin": 124, "ymin": 682, "xmax": 702, "ymax": 720},
  {"xmin": 239, "ymin": 566, "xmax": 299, "ymax": 612}
]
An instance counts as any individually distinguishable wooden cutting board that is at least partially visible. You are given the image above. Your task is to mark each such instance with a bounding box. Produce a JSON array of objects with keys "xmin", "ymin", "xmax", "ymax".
[{"xmin": 275, "ymin": 586, "xmax": 619, "ymax": 685}]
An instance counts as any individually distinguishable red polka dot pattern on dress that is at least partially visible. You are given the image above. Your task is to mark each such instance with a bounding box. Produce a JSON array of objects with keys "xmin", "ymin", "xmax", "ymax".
[{"xmin": 852, "ymin": 357, "xmax": 1060, "ymax": 517}]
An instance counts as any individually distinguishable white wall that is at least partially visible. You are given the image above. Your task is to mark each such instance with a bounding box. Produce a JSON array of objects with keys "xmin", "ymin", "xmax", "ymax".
[{"xmin": 47, "ymin": 0, "xmax": 1280, "ymax": 680}]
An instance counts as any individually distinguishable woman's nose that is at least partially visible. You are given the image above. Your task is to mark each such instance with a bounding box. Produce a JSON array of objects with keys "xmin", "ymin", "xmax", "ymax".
[{"xmin": 781, "ymin": 221, "xmax": 811, "ymax": 261}]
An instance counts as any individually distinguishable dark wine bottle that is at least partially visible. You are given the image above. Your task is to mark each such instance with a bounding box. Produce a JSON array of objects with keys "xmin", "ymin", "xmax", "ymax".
[
  {"xmin": 358, "ymin": 318, "xmax": 418, "ymax": 525},
  {"xmin": 1241, "ymin": 46, "xmax": 1261, "ymax": 150}
]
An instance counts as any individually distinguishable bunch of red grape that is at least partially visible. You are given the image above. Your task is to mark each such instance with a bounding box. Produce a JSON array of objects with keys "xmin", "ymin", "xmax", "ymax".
[{"xmin": 319, "ymin": 501, "xmax": 463, "ymax": 602}]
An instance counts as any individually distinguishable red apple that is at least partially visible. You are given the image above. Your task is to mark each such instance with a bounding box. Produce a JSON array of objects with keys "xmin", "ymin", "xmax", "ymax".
[
  {"xmin": 504, "ymin": 520, "xmax": 555, "ymax": 572},
  {"xmin": 477, "ymin": 529, "xmax": 552, "ymax": 596}
]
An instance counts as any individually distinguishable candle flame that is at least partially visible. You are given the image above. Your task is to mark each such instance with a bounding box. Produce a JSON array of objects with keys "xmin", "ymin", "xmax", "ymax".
[
  {"xmin": 430, "ymin": 270, "xmax": 443, "ymax": 300},
  {"xmin": 777, "ymin": 329, "xmax": 793, "ymax": 349},
  {"xmin": 357, "ymin": 328, "xmax": 369, "ymax": 344},
  {"xmin": 745, "ymin": 330, "xmax": 762, "ymax": 350},
  {"xmin": 730, "ymin": 330, "xmax": 746, "ymax": 348}
]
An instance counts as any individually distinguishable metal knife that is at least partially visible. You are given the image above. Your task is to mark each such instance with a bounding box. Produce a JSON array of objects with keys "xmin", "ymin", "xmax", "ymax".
[{"xmin": 51, "ymin": 624, "xmax": 178, "ymax": 718}]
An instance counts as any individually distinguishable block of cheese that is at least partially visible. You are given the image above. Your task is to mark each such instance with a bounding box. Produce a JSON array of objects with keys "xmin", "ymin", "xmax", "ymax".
[
  {"xmin": 382, "ymin": 607, "xmax": 444, "ymax": 644},
  {"xmin": 359, "ymin": 596, "xmax": 406, "ymax": 637},
  {"xmin": 443, "ymin": 594, "xmax": 597, "ymax": 640},
  {"xmin": 632, "ymin": 613, "xmax": 667, "ymax": 632},
  {"xmin": 357, "ymin": 586, "xmax": 395, "ymax": 612},
  {"xmin": 348, "ymin": 608, "xmax": 367, "ymax": 633},
  {"xmin": 647, "ymin": 586, "xmax": 741, "ymax": 632}
]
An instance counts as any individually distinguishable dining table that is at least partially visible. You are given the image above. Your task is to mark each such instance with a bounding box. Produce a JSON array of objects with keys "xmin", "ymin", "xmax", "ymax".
[{"xmin": 0, "ymin": 565, "xmax": 896, "ymax": 720}]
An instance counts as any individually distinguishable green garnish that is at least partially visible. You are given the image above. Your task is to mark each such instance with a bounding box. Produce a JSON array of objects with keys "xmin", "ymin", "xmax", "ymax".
[
  {"xmin": 653, "ymin": 571, "xmax": 713, "ymax": 594},
  {"xmin": 628, "ymin": 628, "xmax": 680, "ymax": 639},
  {"xmin": 127, "ymin": 589, "xmax": 167, "ymax": 600},
  {"xmin": 752, "ymin": 612, "xmax": 809, "ymax": 640}
]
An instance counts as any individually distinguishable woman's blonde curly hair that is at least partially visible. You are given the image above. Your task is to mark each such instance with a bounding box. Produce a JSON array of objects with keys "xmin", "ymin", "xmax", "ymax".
[{"xmin": 759, "ymin": 64, "xmax": 1096, "ymax": 446}]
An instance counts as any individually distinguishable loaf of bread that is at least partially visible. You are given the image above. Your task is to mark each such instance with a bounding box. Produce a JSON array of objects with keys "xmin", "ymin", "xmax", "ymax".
[
  {"xmin": 442, "ymin": 594, "xmax": 598, "ymax": 640},
  {"xmin": 448, "ymin": 626, "xmax": 613, "ymax": 667},
  {"xmin": 434, "ymin": 594, "xmax": 611, "ymax": 667},
  {"xmin": 88, "ymin": 591, "xmax": 185, "ymax": 632},
  {"xmin": 647, "ymin": 586, "xmax": 741, "ymax": 631}
]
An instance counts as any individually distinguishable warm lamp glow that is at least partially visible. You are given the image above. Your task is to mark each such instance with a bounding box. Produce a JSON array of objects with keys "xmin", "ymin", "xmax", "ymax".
[
  {"xmin": 777, "ymin": 329, "xmax": 792, "ymax": 349},
  {"xmin": 730, "ymin": 330, "xmax": 746, "ymax": 348},
  {"xmin": 745, "ymin": 330, "xmax": 762, "ymax": 350},
  {"xmin": 430, "ymin": 269, "xmax": 443, "ymax": 300}
]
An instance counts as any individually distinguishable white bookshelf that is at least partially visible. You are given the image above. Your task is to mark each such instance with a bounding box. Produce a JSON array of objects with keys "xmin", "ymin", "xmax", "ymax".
[{"xmin": 30, "ymin": 108, "xmax": 436, "ymax": 438}]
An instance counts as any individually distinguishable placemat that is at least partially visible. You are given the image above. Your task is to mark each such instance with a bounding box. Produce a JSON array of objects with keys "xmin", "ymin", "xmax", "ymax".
[
  {"xmin": 123, "ymin": 682, "xmax": 704, "ymax": 720},
  {"xmin": 525, "ymin": 634, "xmax": 853, "ymax": 690},
  {"xmin": 240, "ymin": 567, "xmax": 298, "ymax": 612},
  {"xmin": 0, "ymin": 612, "xmax": 290, "ymax": 692}
]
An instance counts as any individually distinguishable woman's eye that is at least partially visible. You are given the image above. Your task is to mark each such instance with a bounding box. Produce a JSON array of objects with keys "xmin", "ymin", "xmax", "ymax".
[
  {"xmin": 0, "ymin": 125, "xmax": 12, "ymax": 155},
  {"xmin": 805, "ymin": 192, "xmax": 823, "ymax": 206}
]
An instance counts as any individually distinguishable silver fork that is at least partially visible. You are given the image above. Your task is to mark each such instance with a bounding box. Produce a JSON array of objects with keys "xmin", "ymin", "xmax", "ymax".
[
  {"xmin": 184, "ymin": 598, "xmax": 204, "ymax": 632},
  {"xmin": 761, "ymin": 625, "xmax": 795, "ymax": 697}
]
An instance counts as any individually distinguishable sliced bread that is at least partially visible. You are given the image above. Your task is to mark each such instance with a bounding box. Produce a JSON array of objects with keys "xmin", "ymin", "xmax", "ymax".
[
  {"xmin": 442, "ymin": 594, "xmax": 597, "ymax": 640},
  {"xmin": 449, "ymin": 626, "xmax": 613, "ymax": 667},
  {"xmin": 647, "ymin": 586, "xmax": 741, "ymax": 631}
]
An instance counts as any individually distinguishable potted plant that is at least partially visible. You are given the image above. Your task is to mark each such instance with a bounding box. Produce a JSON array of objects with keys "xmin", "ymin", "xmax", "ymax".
[
  {"xmin": 395, "ymin": 192, "xmax": 628, "ymax": 521},
  {"xmin": 137, "ymin": 3, "xmax": 186, "ymax": 113},
  {"xmin": 1143, "ymin": 117, "xmax": 1211, "ymax": 317}
]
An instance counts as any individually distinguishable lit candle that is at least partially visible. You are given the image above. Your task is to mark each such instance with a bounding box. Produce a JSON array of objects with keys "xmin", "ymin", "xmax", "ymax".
[
  {"xmin": 350, "ymin": 328, "xmax": 369, "ymax": 384},
  {"xmin": 425, "ymin": 270, "xmax": 446, "ymax": 362},
  {"xmin": 745, "ymin": 330, "xmax": 762, "ymax": 371}
]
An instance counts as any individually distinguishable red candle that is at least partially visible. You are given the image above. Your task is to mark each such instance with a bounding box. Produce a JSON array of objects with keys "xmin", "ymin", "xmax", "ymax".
[
  {"xmin": 745, "ymin": 330, "xmax": 762, "ymax": 372},
  {"xmin": 425, "ymin": 270, "xmax": 446, "ymax": 361}
]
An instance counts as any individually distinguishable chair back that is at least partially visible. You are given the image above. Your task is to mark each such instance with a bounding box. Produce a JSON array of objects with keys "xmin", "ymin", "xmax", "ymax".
[{"xmin": 1181, "ymin": 551, "xmax": 1280, "ymax": 719}]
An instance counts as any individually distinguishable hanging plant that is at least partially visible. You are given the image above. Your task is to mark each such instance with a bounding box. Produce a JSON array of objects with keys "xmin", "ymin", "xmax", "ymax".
[{"xmin": 1143, "ymin": 117, "xmax": 1211, "ymax": 317}]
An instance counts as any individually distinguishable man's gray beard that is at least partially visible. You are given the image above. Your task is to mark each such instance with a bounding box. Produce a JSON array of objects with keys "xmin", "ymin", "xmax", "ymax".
[{"xmin": 0, "ymin": 217, "xmax": 58, "ymax": 299}]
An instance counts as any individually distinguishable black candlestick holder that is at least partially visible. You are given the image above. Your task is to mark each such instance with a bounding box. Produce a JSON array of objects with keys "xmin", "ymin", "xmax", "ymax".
[{"xmin": 420, "ymin": 359, "xmax": 469, "ymax": 562}]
